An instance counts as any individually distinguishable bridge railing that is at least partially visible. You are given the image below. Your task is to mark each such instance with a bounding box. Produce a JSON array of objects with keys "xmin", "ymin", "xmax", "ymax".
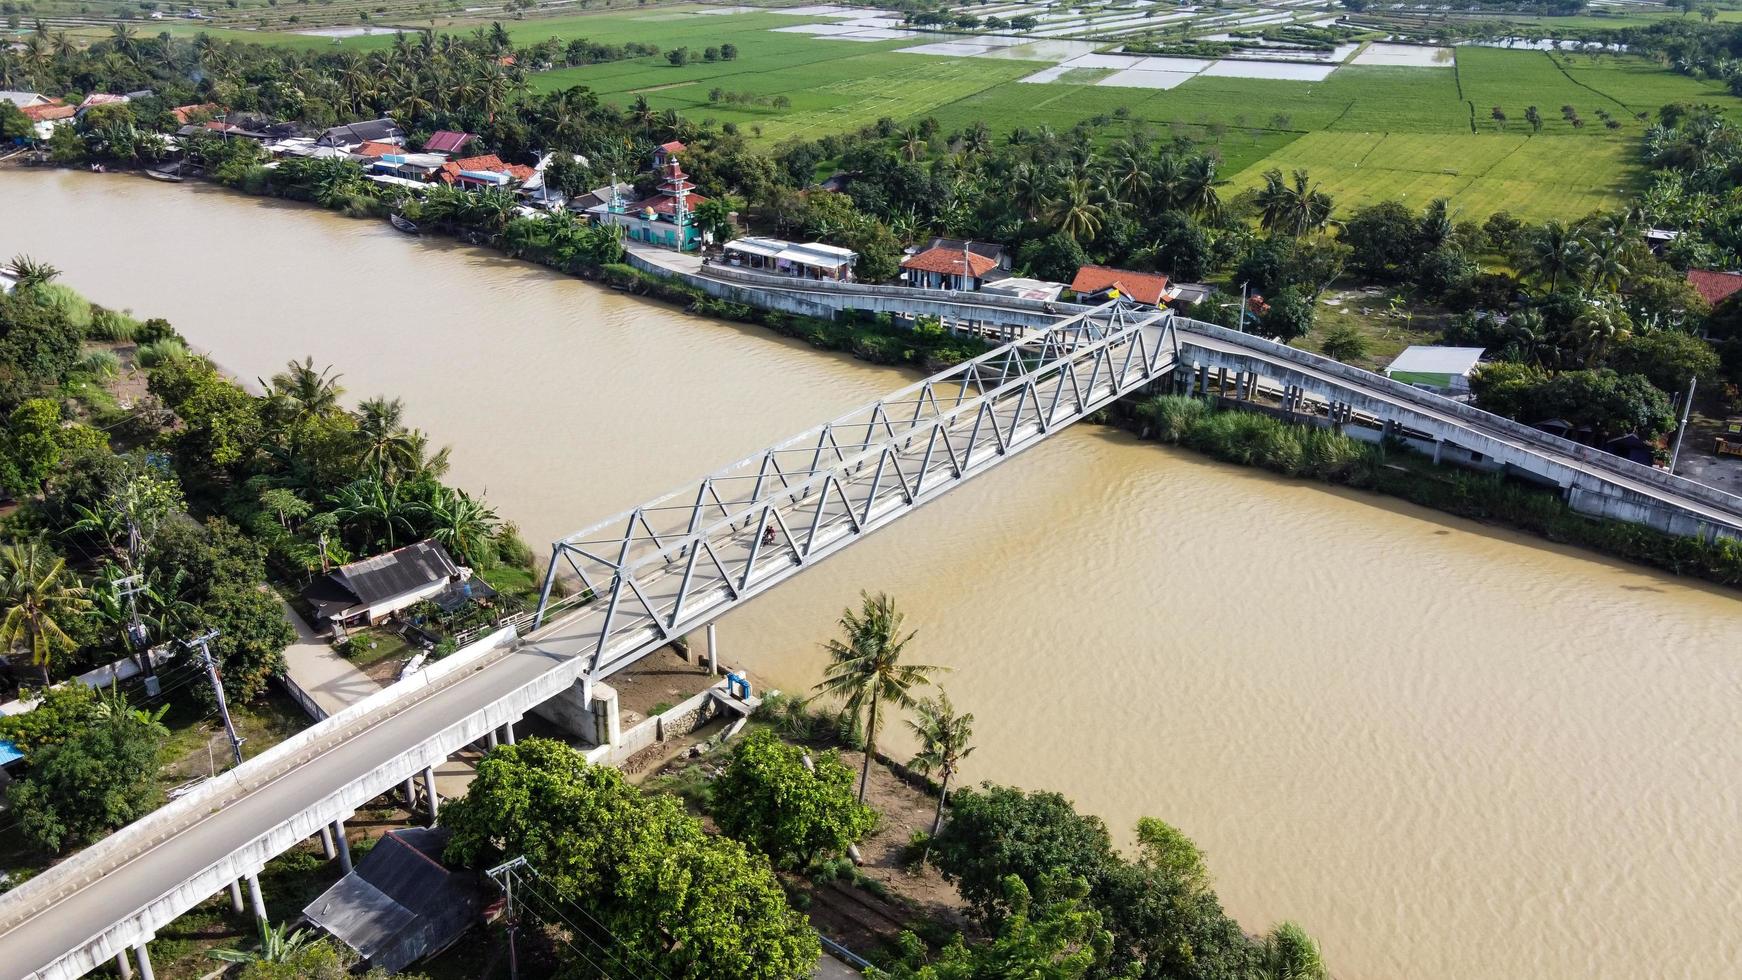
[
  {"xmin": 531, "ymin": 302, "xmax": 1178, "ymax": 680},
  {"xmin": 698, "ymin": 261, "xmax": 1096, "ymax": 318},
  {"xmin": 1176, "ymin": 318, "xmax": 1742, "ymax": 519}
]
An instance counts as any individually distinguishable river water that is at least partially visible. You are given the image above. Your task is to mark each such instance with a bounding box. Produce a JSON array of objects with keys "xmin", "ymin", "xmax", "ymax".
[{"xmin": 4, "ymin": 169, "xmax": 1740, "ymax": 980}]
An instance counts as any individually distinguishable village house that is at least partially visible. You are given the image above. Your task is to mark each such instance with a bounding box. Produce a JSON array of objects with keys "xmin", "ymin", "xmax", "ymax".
[
  {"xmin": 438, "ymin": 153, "xmax": 536, "ymax": 189},
  {"xmin": 719, "ymin": 236, "xmax": 858, "ymax": 281},
  {"xmin": 302, "ymin": 827, "xmax": 482, "ymax": 974},
  {"xmin": 980, "ymin": 277, "xmax": 1067, "ymax": 303},
  {"xmin": 19, "ymin": 102, "xmax": 76, "ymax": 140},
  {"xmin": 567, "ymin": 180, "xmax": 636, "ymax": 213},
  {"xmin": 422, "ymin": 130, "xmax": 478, "ymax": 155},
  {"xmin": 1384, "ymin": 345, "xmax": 1485, "ymax": 396},
  {"xmin": 1069, "ymin": 265, "xmax": 1175, "ymax": 308},
  {"xmin": 900, "ymin": 242, "xmax": 1010, "ymax": 291},
  {"xmin": 300, "ymin": 539, "xmax": 466, "ymax": 631},
  {"xmin": 169, "ymin": 103, "xmax": 221, "ymax": 125},
  {"xmin": 588, "ymin": 157, "xmax": 705, "ymax": 251},
  {"xmin": 653, "ymin": 139, "xmax": 687, "ymax": 170},
  {"xmin": 367, "ymin": 151, "xmax": 447, "ymax": 183},
  {"xmin": 0, "ymin": 91, "xmax": 54, "ymax": 109},
  {"xmin": 1687, "ymin": 269, "xmax": 1742, "ymax": 311},
  {"xmin": 519, "ymin": 151, "xmax": 590, "ymax": 209},
  {"xmin": 316, "ymin": 117, "xmax": 406, "ymax": 150}
]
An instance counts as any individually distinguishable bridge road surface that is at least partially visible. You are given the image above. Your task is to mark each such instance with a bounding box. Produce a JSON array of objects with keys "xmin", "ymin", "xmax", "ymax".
[
  {"xmin": 0, "ymin": 319, "xmax": 1162, "ymax": 980},
  {"xmin": 1177, "ymin": 330, "xmax": 1742, "ymax": 532}
]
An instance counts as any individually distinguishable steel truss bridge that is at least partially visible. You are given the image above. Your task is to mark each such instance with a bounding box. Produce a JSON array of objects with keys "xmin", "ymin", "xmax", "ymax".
[{"xmin": 526, "ymin": 300, "xmax": 1177, "ymax": 694}]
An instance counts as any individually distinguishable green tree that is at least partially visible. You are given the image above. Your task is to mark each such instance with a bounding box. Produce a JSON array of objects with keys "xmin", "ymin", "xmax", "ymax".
[
  {"xmin": 190, "ymin": 584, "xmax": 293, "ymax": 704},
  {"xmin": 812, "ymin": 591, "xmax": 942, "ymax": 803},
  {"xmin": 0, "ymin": 538, "xmax": 89, "ymax": 684},
  {"xmin": 711, "ymin": 728, "xmax": 876, "ymax": 868},
  {"xmin": 0, "ymin": 102, "xmax": 32, "ymax": 143},
  {"xmin": 1260, "ymin": 286, "xmax": 1316, "ymax": 343},
  {"xmin": 0, "ymin": 681, "xmax": 100, "ymax": 757},
  {"xmin": 6, "ymin": 691, "xmax": 167, "ymax": 852},
  {"xmin": 907, "ymin": 689, "xmax": 974, "ymax": 839},
  {"xmin": 444, "ymin": 738, "xmax": 819, "ymax": 980},
  {"xmin": 1340, "ymin": 201, "xmax": 1419, "ymax": 280},
  {"xmin": 1318, "ymin": 325, "xmax": 1369, "ymax": 362},
  {"xmin": 931, "ymin": 783, "xmax": 1116, "ymax": 918},
  {"xmin": 4, "ymin": 399, "xmax": 68, "ymax": 496},
  {"xmin": 1471, "ymin": 364, "xmax": 1675, "ymax": 440},
  {"xmin": 1608, "ymin": 330, "xmax": 1721, "ymax": 394},
  {"xmin": 876, "ymin": 873, "xmax": 1117, "ymax": 980}
]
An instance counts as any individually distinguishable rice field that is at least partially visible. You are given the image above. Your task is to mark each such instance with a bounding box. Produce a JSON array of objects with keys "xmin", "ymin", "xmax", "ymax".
[
  {"xmin": 1227, "ymin": 131, "xmax": 1643, "ymax": 221},
  {"xmin": 131, "ymin": 2, "xmax": 1742, "ymax": 219}
]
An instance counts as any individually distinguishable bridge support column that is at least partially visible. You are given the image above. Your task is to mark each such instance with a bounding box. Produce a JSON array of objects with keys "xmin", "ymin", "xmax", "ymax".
[
  {"xmin": 487, "ymin": 729, "xmax": 500, "ymax": 750},
  {"xmin": 116, "ymin": 951, "xmax": 133, "ymax": 979},
  {"xmin": 1217, "ymin": 367, "xmax": 1229, "ymax": 398},
  {"xmin": 403, "ymin": 777, "xmax": 418, "ymax": 812},
  {"xmin": 422, "ymin": 767, "xmax": 440, "ymax": 824},
  {"xmin": 502, "ymin": 721, "xmax": 517, "ymax": 745},
  {"xmin": 333, "ymin": 819, "xmax": 353, "ymax": 875},
  {"xmin": 132, "ymin": 944, "xmax": 155, "ymax": 980},
  {"xmin": 706, "ymin": 622, "xmax": 721, "ymax": 676},
  {"xmin": 245, "ymin": 873, "xmax": 267, "ymax": 925},
  {"xmin": 228, "ymin": 879, "xmax": 244, "ymax": 914},
  {"xmin": 1196, "ymin": 364, "xmax": 1208, "ymax": 398},
  {"xmin": 317, "ymin": 824, "xmax": 335, "ymax": 860},
  {"xmin": 1432, "ymin": 440, "xmax": 1444, "ymax": 465}
]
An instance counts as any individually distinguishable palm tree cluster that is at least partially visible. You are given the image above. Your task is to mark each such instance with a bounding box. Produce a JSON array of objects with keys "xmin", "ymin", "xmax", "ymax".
[{"xmin": 244, "ymin": 359, "xmax": 503, "ymax": 569}]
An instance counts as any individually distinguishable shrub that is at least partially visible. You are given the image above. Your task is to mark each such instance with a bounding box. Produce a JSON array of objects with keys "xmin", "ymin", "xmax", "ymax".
[
  {"xmin": 76, "ymin": 350, "xmax": 121, "ymax": 379},
  {"xmin": 87, "ymin": 307, "xmax": 141, "ymax": 341},
  {"xmin": 135, "ymin": 338, "xmax": 189, "ymax": 367},
  {"xmin": 1318, "ymin": 324, "xmax": 1369, "ymax": 362},
  {"xmin": 711, "ymin": 729, "xmax": 877, "ymax": 869}
]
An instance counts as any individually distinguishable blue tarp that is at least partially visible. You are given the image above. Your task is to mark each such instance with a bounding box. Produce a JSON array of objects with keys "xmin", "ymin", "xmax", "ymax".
[{"xmin": 0, "ymin": 739, "xmax": 23, "ymax": 767}]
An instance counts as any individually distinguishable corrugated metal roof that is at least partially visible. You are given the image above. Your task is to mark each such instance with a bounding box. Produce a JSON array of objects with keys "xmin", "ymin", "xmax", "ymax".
[
  {"xmin": 1385, "ymin": 346, "xmax": 1485, "ymax": 377},
  {"xmin": 303, "ymin": 828, "xmax": 482, "ymax": 974},
  {"xmin": 319, "ymin": 540, "xmax": 457, "ymax": 611}
]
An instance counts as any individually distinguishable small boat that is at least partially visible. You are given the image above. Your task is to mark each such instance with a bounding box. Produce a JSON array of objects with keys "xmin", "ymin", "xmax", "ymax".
[
  {"xmin": 145, "ymin": 169, "xmax": 183, "ymax": 183},
  {"xmin": 389, "ymin": 213, "xmax": 419, "ymax": 235}
]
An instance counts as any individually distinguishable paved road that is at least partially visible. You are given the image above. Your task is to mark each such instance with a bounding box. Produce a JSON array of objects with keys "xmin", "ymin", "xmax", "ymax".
[
  {"xmin": 276, "ymin": 599, "xmax": 379, "ymax": 719},
  {"xmin": 1178, "ymin": 330, "xmax": 1742, "ymax": 531}
]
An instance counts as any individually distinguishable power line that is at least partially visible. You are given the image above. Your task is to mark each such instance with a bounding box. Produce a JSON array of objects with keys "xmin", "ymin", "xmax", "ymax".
[
  {"xmin": 487, "ymin": 857, "xmax": 618, "ymax": 980},
  {"xmin": 519, "ymin": 872, "xmax": 674, "ymax": 980},
  {"xmin": 516, "ymin": 880, "xmax": 647, "ymax": 980}
]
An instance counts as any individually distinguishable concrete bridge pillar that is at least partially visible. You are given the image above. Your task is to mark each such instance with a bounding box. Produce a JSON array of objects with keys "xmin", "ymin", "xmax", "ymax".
[
  {"xmin": 132, "ymin": 944, "xmax": 154, "ymax": 980},
  {"xmin": 422, "ymin": 767, "xmax": 440, "ymax": 824},
  {"xmin": 245, "ymin": 873, "xmax": 267, "ymax": 925},
  {"xmin": 227, "ymin": 879, "xmax": 244, "ymax": 914},
  {"xmin": 487, "ymin": 729, "xmax": 500, "ymax": 750},
  {"xmin": 116, "ymin": 951, "xmax": 133, "ymax": 979},
  {"xmin": 333, "ymin": 819, "xmax": 353, "ymax": 875},
  {"xmin": 317, "ymin": 825, "xmax": 336, "ymax": 860},
  {"xmin": 706, "ymin": 622, "xmax": 721, "ymax": 676},
  {"xmin": 502, "ymin": 721, "xmax": 517, "ymax": 745},
  {"xmin": 1217, "ymin": 367, "xmax": 1229, "ymax": 398},
  {"xmin": 403, "ymin": 777, "xmax": 418, "ymax": 812},
  {"xmin": 1433, "ymin": 440, "xmax": 1444, "ymax": 465}
]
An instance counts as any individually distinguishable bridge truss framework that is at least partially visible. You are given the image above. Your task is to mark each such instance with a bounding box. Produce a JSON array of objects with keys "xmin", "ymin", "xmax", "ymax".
[{"xmin": 530, "ymin": 301, "xmax": 1178, "ymax": 689}]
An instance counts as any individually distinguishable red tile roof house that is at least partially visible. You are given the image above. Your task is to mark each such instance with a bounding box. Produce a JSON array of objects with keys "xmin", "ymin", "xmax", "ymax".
[
  {"xmin": 423, "ymin": 130, "xmax": 477, "ymax": 155},
  {"xmin": 653, "ymin": 140, "xmax": 686, "ymax": 170},
  {"xmin": 1687, "ymin": 269, "xmax": 1742, "ymax": 309},
  {"xmin": 170, "ymin": 102, "xmax": 221, "ymax": 125},
  {"xmin": 21, "ymin": 103, "xmax": 75, "ymax": 125},
  {"xmin": 438, "ymin": 154, "xmax": 535, "ymax": 188},
  {"xmin": 900, "ymin": 246, "xmax": 1004, "ymax": 291},
  {"xmin": 1069, "ymin": 265, "xmax": 1174, "ymax": 307},
  {"xmin": 354, "ymin": 140, "xmax": 405, "ymax": 159}
]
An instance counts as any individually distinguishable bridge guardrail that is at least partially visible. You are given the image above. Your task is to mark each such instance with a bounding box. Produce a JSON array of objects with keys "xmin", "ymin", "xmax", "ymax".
[
  {"xmin": 1175, "ymin": 319, "xmax": 1742, "ymax": 518},
  {"xmin": 0, "ymin": 627, "xmax": 520, "ymax": 955},
  {"xmin": 697, "ymin": 262, "xmax": 1096, "ymax": 318}
]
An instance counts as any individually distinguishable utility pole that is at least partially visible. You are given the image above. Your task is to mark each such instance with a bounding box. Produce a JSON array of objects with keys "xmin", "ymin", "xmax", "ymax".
[
  {"xmin": 190, "ymin": 631, "xmax": 244, "ymax": 767},
  {"xmin": 486, "ymin": 856, "xmax": 529, "ymax": 980},
  {"xmin": 1238, "ymin": 280, "xmax": 1250, "ymax": 333},
  {"xmin": 114, "ymin": 573, "xmax": 156, "ymax": 695},
  {"xmin": 1670, "ymin": 374, "xmax": 1698, "ymax": 474}
]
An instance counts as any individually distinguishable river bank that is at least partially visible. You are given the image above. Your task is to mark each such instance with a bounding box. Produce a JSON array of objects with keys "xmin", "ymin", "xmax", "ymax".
[
  {"xmin": 30, "ymin": 160, "xmax": 1738, "ymax": 591},
  {"xmin": 6, "ymin": 168, "xmax": 1742, "ymax": 980}
]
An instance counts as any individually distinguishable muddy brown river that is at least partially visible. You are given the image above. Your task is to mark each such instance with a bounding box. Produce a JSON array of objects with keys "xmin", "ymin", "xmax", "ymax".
[{"xmin": 5, "ymin": 169, "xmax": 1740, "ymax": 979}]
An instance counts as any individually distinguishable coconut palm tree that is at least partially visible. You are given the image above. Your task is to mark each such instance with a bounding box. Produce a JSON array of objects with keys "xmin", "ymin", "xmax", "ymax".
[
  {"xmin": 1256, "ymin": 168, "xmax": 1334, "ymax": 237},
  {"xmin": 265, "ymin": 357, "xmax": 345, "ymax": 423},
  {"xmin": 900, "ymin": 129, "xmax": 927, "ymax": 163},
  {"xmin": 1519, "ymin": 220, "xmax": 1588, "ymax": 293},
  {"xmin": 0, "ymin": 539, "xmax": 90, "ymax": 685},
  {"xmin": 812, "ymin": 592, "xmax": 943, "ymax": 803},
  {"xmin": 906, "ymin": 690, "xmax": 974, "ymax": 839},
  {"xmin": 1046, "ymin": 176, "xmax": 1107, "ymax": 242},
  {"xmin": 1261, "ymin": 922, "xmax": 1328, "ymax": 980},
  {"xmin": 1177, "ymin": 154, "xmax": 1222, "ymax": 220}
]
